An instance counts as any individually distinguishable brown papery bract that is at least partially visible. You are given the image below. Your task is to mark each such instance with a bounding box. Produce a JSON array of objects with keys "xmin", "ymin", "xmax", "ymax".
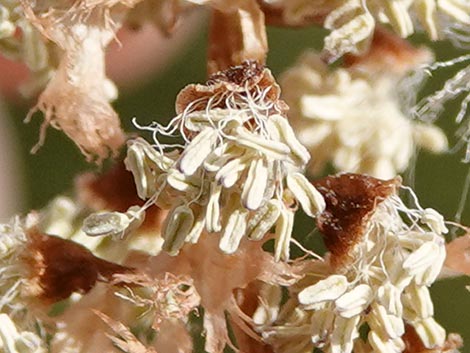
[
  {"xmin": 22, "ymin": 2, "xmax": 136, "ymax": 162},
  {"xmin": 23, "ymin": 227, "xmax": 131, "ymax": 303},
  {"xmin": 313, "ymin": 173, "xmax": 400, "ymax": 268},
  {"xmin": 176, "ymin": 60, "xmax": 287, "ymax": 116}
]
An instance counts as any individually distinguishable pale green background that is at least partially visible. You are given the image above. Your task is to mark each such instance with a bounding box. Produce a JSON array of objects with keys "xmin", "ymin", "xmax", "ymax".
[{"xmin": 5, "ymin": 24, "xmax": 470, "ymax": 352}]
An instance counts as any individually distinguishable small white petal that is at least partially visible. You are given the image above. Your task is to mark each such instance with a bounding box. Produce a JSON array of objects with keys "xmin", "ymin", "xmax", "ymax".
[
  {"xmin": 242, "ymin": 158, "xmax": 268, "ymax": 210},
  {"xmin": 125, "ymin": 138, "xmax": 171, "ymax": 199},
  {"xmin": 417, "ymin": 241, "xmax": 446, "ymax": 286},
  {"xmin": 206, "ymin": 184, "xmax": 222, "ymax": 233},
  {"xmin": 382, "ymin": 0, "xmax": 414, "ymax": 37},
  {"xmin": 368, "ymin": 330, "xmax": 404, "ymax": 353},
  {"xmin": 412, "ymin": 318, "xmax": 446, "ymax": 349},
  {"xmin": 235, "ymin": 126, "xmax": 291, "ymax": 160},
  {"xmin": 0, "ymin": 314, "xmax": 20, "ymax": 352},
  {"xmin": 421, "ymin": 208, "xmax": 448, "ymax": 234},
  {"xmin": 253, "ymin": 284, "xmax": 282, "ymax": 326},
  {"xmin": 215, "ymin": 154, "xmax": 251, "ymax": 188},
  {"xmin": 286, "ymin": 172, "xmax": 325, "ymax": 217},
  {"xmin": 219, "ymin": 208, "xmax": 248, "ymax": 254},
  {"xmin": 162, "ymin": 205, "xmax": 194, "ymax": 256},
  {"xmin": 267, "ymin": 114, "xmax": 311, "ymax": 165},
  {"xmin": 83, "ymin": 206, "xmax": 144, "ymax": 238},
  {"xmin": 185, "ymin": 209, "xmax": 206, "ymax": 244},
  {"xmin": 335, "ymin": 284, "xmax": 373, "ymax": 318},
  {"xmin": 330, "ymin": 316, "xmax": 360, "ymax": 353},
  {"xmin": 413, "ymin": 124, "xmax": 448, "ymax": 153},
  {"xmin": 166, "ymin": 169, "xmax": 200, "ymax": 194},
  {"xmin": 298, "ymin": 275, "xmax": 349, "ymax": 306},
  {"xmin": 204, "ymin": 144, "xmax": 244, "ymax": 173},
  {"xmin": 403, "ymin": 242, "xmax": 440, "ymax": 276},
  {"xmin": 377, "ymin": 283, "xmax": 403, "ymax": 317},
  {"xmin": 403, "ymin": 284, "xmax": 434, "ymax": 319},
  {"xmin": 179, "ymin": 128, "xmax": 218, "ymax": 175},
  {"xmin": 368, "ymin": 304, "xmax": 404, "ymax": 339},
  {"xmin": 274, "ymin": 206, "xmax": 295, "ymax": 261},
  {"xmin": 437, "ymin": 0, "xmax": 470, "ymax": 24},
  {"xmin": 246, "ymin": 199, "xmax": 282, "ymax": 241}
]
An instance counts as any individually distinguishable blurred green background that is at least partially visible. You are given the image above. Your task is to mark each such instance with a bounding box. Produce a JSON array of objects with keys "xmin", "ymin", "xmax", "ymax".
[{"xmin": 4, "ymin": 22, "xmax": 470, "ymax": 352}]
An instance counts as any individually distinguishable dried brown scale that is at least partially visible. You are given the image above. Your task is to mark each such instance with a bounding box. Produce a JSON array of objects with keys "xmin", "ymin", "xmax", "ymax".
[
  {"xmin": 312, "ymin": 173, "xmax": 400, "ymax": 268},
  {"xmin": 76, "ymin": 161, "xmax": 165, "ymax": 231},
  {"xmin": 23, "ymin": 227, "xmax": 132, "ymax": 303},
  {"xmin": 175, "ymin": 60, "xmax": 287, "ymax": 116},
  {"xmin": 343, "ymin": 26, "xmax": 432, "ymax": 74}
]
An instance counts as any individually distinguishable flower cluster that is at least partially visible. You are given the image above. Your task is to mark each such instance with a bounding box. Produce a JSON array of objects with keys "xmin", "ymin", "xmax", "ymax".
[
  {"xmin": 122, "ymin": 61, "xmax": 325, "ymax": 259},
  {"xmin": 280, "ymin": 33, "xmax": 448, "ymax": 178},
  {"xmin": 260, "ymin": 174, "xmax": 454, "ymax": 353},
  {"xmin": 0, "ymin": 1, "xmax": 470, "ymax": 352}
]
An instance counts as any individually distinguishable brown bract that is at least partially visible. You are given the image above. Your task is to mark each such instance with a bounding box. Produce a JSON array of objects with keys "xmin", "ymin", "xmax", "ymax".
[
  {"xmin": 313, "ymin": 173, "xmax": 400, "ymax": 268},
  {"xmin": 23, "ymin": 227, "xmax": 131, "ymax": 303},
  {"xmin": 402, "ymin": 325, "xmax": 462, "ymax": 353},
  {"xmin": 343, "ymin": 27, "xmax": 433, "ymax": 75},
  {"xmin": 176, "ymin": 60, "xmax": 287, "ymax": 115}
]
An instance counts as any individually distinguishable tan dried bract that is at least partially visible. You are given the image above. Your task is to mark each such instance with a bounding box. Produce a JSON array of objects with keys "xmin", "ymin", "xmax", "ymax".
[
  {"xmin": 313, "ymin": 173, "xmax": 400, "ymax": 267},
  {"xmin": 23, "ymin": 227, "xmax": 131, "ymax": 302},
  {"xmin": 176, "ymin": 60, "xmax": 287, "ymax": 115}
]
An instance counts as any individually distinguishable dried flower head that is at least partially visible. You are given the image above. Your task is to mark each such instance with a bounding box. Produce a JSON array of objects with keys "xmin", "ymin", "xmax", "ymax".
[
  {"xmin": 22, "ymin": 1, "xmax": 135, "ymax": 162},
  {"xmin": 123, "ymin": 61, "xmax": 325, "ymax": 259},
  {"xmin": 261, "ymin": 174, "xmax": 452, "ymax": 353},
  {"xmin": 280, "ymin": 37, "xmax": 447, "ymax": 178}
]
